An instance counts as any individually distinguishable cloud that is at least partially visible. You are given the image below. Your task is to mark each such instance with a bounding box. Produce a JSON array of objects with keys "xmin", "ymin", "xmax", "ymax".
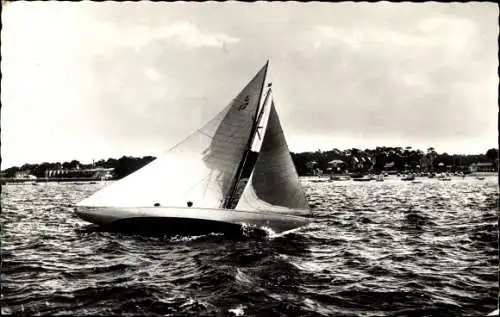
[
  {"xmin": 310, "ymin": 14, "xmax": 476, "ymax": 53},
  {"xmin": 1, "ymin": 3, "xmax": 239, "ymax": 58},
  {"xmin": 162, "ymin": 22, "xmax": 240, "ymax": 48},
  {"xmin": 90, "ymin": 21, "xmax": 240, "ymax": 50},
  {"xmin": 310, "ymin": 25, "xmax": 430, "ymax": 51}
]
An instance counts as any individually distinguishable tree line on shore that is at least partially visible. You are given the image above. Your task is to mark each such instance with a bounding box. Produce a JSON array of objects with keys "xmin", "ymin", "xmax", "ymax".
[
  {"xmin": 291, "ymin": 147, "xmax": 499, "ymax": 175},
  {"xmin": 1, "ymin": 147, "xmax": 498, "ymax": 180},
  {"xmin": 1, "ymin": 156, "xmax": 156, "ymax": 180}
]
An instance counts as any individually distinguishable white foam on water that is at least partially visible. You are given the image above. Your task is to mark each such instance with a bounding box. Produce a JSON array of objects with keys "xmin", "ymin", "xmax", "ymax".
[
  {"xmin": 168, "ymin": 232, "xmax": 223, "ymax": 242},
  {"xmin": 235, "ymin": 268, "xmax": 254, "ymax": 287},
  {"xmin": 290, "ymin": 260, "xmax": 327, "ymax": 273},
  {"xmin": 228, "ymin": 304, "xmax": 245, "ymax": 316},
  {"xmin": 260, "ymin": 225, "xmax": 305, "ymax": 239}
]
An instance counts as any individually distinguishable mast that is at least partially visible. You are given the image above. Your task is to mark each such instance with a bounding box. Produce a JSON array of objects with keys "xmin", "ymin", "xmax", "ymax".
[
  {"xmin": 222, "ymin": 62, "xmax": 270, "ymax": 209},
  {"xmin": 253, "ymin": 86, "xmax": 272, "ymax": 141},
  {"xmin": 223, "ymin": 85, "xmax": 272, "ymax": 209}
]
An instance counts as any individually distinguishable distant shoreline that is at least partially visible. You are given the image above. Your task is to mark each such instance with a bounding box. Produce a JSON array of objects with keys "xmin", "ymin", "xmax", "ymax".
[
  {"xmin": 1, "ymin": 177, "xmax": 105, "ymax": 184},
  {"xmin": 2, "ymin": 147, "xmax": 498, "ymax": 181}
]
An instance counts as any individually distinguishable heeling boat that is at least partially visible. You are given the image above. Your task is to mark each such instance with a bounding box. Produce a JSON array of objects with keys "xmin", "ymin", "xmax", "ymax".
[{"xmin": 75, "ymin": 61, "xmax": 312, "ymax": 235}]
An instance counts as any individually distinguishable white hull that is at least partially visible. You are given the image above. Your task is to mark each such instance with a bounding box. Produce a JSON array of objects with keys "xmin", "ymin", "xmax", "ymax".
[{"xmin": 75, "ymin": 206, "xmax": 311, "ymax": 234}]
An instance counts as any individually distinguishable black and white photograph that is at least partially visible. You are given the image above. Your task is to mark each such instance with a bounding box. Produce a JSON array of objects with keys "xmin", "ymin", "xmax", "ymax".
[{"xmin": 1, "ymin": 1, "xmax": 498, "ymax": 316}]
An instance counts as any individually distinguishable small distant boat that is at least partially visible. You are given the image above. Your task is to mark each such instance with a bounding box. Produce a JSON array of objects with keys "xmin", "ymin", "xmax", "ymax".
[
  {"xmin": 310, "ymin": 179, "xmax": 329, "ymax": 183},
  {"xmin": 401, "ymin": 174, "xmax": 415, "ymax": 181},
  {"xmin": 352, "ymin": 176, "xmax": 372, "ymax": 182},
  {"xmin": 349, "ymin": 172, "xmax": 366, "ymax": 179},
  {"xmin": 412, "ymin": 180, "xmax": 422, "ymax": 184},
  {"xmin": 476, "ymin": 176, "xmax": 485, "ymax": 180},
  {"xmin": 330, "ymin": 175, "xmax": 350, "ymax": 181},
  {"xmin": 375, "ymin": 175, "xmax": 384, "ymax": 182},
  {"xmin": 437, "ymin": 173, "xmax": 452, "ymax": 181}
]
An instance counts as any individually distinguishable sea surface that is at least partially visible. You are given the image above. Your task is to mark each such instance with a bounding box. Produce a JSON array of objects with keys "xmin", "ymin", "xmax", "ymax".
[{"xmin": 1, "ymin": 176, "xmax": 498, "ymax": 316}]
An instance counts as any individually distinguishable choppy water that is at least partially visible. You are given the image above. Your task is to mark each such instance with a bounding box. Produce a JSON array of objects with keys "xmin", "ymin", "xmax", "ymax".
[{"xmin": 1, "ymin": 176, "xmax": 498, "ymax": 316}]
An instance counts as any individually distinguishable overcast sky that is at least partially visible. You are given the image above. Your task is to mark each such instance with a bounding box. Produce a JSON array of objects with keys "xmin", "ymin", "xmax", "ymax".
[{"xmin": 1, "ymin": 2, "xmax": 498, "ymax": 168}]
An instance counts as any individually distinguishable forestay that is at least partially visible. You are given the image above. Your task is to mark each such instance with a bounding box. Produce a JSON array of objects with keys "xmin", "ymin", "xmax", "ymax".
[
  {"xmin": 77, "ymin": 63, "xmax": 268, "ymax": 208},
  {"xmin": 235, "ymin": 100, "xmax": 310, "ymax": 213}
]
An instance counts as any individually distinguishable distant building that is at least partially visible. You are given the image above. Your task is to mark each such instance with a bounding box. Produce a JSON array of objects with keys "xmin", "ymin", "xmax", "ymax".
[
  {"xmin": 384, "ymin": 162, "xmax": 395, "ymax": 170},
  {"xmin": 328, "ymin": 159, "xmax": 347, "ymax": 174},
  {"xmin": 328, "ymin": 159, "xmax": 345, "ymax": 166},
  {"xmin": 469, "ymin": 162, "xmax": 495, "ymax": 173},
  {"xmin": 45, "ymin": 167, "xmax": 114, "ymax": 179},
  {"xmin": 92, "ymin": 168, "xmax": 114, "ymax": 180},
  {"xmin": 15, "ymin": 171, "xmax": 37, "ymax": 179}
]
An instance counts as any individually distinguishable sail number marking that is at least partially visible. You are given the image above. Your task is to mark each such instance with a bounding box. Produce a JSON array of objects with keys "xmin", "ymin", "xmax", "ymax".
[{"xmin": 238, "ymin": 96, "xmax": 250, "ymax": 111}]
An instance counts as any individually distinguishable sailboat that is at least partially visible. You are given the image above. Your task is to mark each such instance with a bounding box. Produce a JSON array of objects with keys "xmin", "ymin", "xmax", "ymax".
[{"xmin": 74, "ymin": 61, "xmax": 312, "ymax": 235}]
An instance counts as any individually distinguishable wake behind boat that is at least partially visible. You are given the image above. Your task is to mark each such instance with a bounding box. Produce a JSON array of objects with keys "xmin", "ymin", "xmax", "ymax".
[{"xmin": 75, "ymin": 61, "xmax": 312, "ymax": 235}]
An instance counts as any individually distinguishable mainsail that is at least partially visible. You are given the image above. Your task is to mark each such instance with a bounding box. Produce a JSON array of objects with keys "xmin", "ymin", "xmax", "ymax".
[
  {"xmin": 77, "ymin": 62, "xmax": 268, "ymax": 209},
  {"xmin": 235, "ymin": 100, "xmax": 310, "ymax": 212}
]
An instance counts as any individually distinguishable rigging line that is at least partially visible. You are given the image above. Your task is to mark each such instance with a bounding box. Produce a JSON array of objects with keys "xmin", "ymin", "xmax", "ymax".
[
  {"xmin": 179, "ymin": 171, "xmax": 214, "ymax": 197},
  {"xmin": 155, "ymin": 105, "xmax": 232, "ymax": 156},
  {"xmin": 202, "ymin": 170, "xmax": 215, "ymax": 199},
  {"xmin": 197, "ymin": 129, "xmax": 215, "ymax": 139}
]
